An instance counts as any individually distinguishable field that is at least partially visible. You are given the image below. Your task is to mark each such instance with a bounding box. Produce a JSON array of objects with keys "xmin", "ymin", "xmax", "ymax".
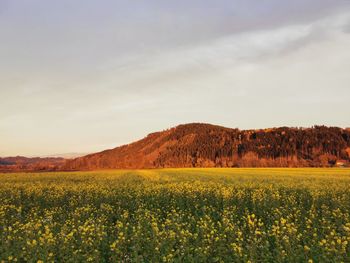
[{"xmin": 1, "ymin": 169, "xmax": 350, "ymax": 262}]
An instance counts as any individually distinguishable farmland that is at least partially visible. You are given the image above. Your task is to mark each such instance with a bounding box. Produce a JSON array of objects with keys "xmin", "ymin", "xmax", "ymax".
[{"xmin": 1, "ymin": 168, "xmax": 350, "ymax": 262}]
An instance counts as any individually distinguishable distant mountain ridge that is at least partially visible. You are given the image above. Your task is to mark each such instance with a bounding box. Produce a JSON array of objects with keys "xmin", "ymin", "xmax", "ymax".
[
  {"xmin": 43, "ymin": 153, "xmax": 88, "ymax": 159},
  {"xmin": 63, "ymin": 123, "xmax": 350, "ymax": 170},
  {"xmin": 0, "ymin": 156, "xmax": 65, "ymax": 172}
]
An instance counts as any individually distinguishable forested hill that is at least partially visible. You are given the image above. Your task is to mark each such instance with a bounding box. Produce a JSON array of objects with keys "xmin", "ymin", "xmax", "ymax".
[{"xmin": 63, "ymin": 123, "xmax": 350, "ymax": 170}]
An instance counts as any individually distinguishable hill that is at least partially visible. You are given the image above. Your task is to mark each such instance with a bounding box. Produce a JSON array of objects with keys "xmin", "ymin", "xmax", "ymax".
[{"xmin": 64, "ymin": 123, "xmax": 350, "ymax": 170}]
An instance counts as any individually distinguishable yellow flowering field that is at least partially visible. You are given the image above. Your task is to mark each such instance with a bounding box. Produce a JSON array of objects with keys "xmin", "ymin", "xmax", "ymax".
[{"xmin": 1, "ymin": 168, "xmax": 350, "ymax": 262}]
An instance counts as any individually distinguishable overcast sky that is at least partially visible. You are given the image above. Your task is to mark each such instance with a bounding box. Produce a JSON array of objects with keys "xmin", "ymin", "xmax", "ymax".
[{"xmin": 1, "ymin": 0, "xmax": 350, "ymax": 157}]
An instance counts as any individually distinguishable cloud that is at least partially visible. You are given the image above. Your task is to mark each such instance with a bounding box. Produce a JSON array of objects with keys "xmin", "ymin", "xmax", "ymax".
[{"xmin": 97, "ymin": 10, "xmax": 350, "ymax": 95}]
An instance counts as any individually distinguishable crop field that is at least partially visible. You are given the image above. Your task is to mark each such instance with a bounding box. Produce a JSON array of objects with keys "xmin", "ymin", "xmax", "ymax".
[{"xmin": 1, "ymin": 168, "xmax": 350, "ymax": 262}]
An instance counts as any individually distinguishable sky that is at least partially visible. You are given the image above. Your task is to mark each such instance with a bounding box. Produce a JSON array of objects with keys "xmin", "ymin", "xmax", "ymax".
[{"xmin": 1, "ymin": 0, "xmax": 350, "ymax": 157}]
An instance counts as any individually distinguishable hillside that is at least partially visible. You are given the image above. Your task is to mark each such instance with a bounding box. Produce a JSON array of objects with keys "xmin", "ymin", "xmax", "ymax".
[{"xmin": 64, "ymin": 123, "xmax": 350, "ymax": 170}]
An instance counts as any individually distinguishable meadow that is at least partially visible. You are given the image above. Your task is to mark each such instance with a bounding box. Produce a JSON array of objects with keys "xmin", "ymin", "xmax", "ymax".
[{"xmin": 1, "ymin": 168, "xmax": 350, "ymax": 262}]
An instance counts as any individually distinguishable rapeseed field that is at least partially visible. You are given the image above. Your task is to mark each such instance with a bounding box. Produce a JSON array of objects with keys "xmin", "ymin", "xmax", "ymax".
[{"xmin": 0, "ymin": 168, "xmax": 349, "ymax": 262}]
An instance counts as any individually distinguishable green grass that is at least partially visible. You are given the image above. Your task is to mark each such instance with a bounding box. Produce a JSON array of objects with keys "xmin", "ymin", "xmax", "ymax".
[{"xmin": 1, "ymin": 168, "xmax": 350, "ymax": 262}]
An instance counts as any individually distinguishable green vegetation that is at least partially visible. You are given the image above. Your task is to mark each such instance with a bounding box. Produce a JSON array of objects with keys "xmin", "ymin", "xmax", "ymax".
[{"xmin": 1, "ymin": 168, "xmax": 350, "ymax": 262}]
